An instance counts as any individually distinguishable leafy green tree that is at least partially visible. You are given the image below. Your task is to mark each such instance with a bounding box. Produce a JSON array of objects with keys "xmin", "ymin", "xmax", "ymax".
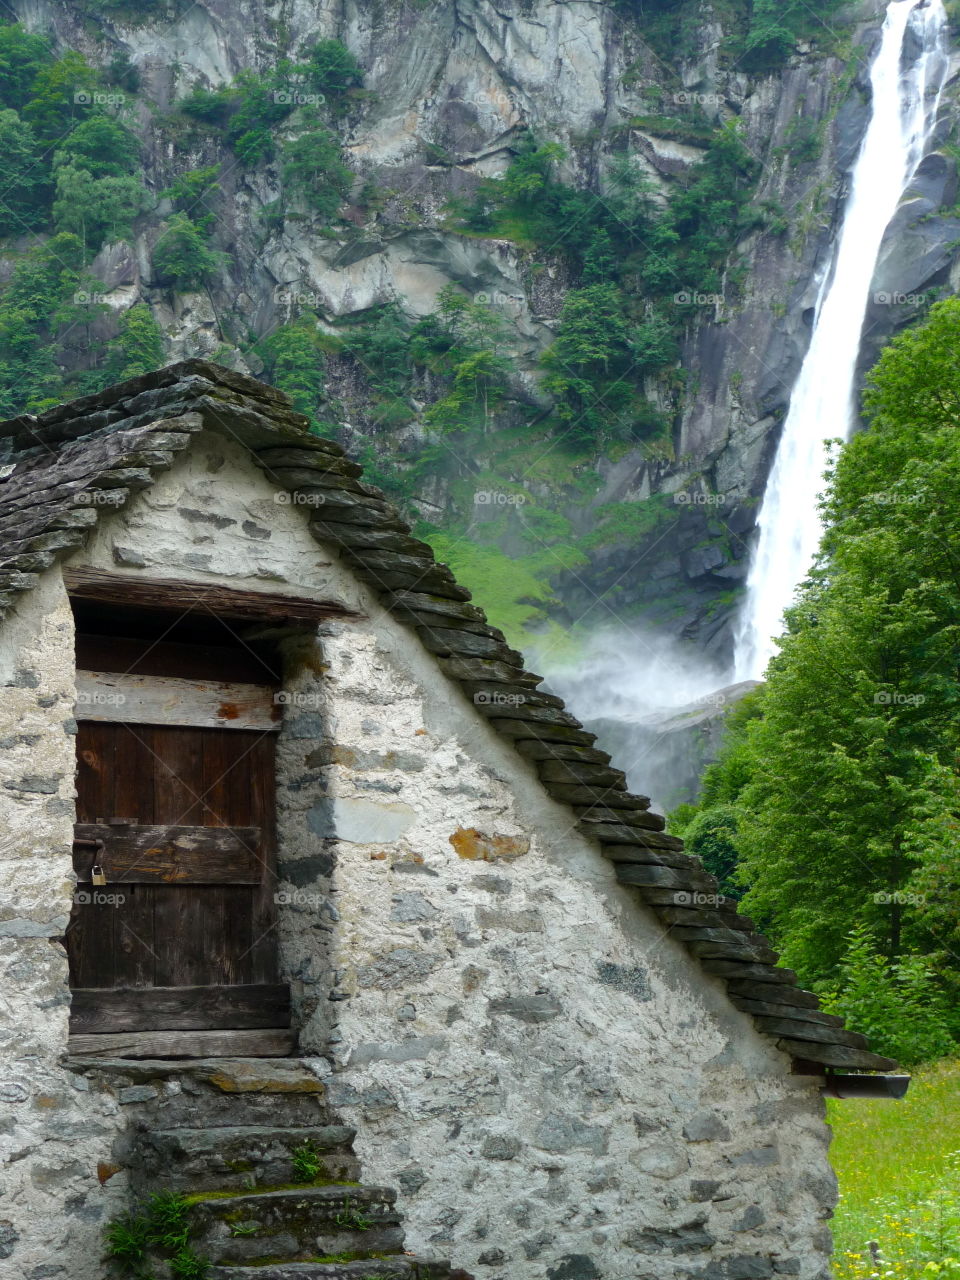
[
  {"xmin": 281, "ymin": 128, "xmax": 353, "ymax": 217},
  {"xmin": 179, "ymin": 82, "xmax": 235, "ymax": 127},
  {"xmin": 541, "ymin": 284, "xmax": 652, "ymax": 441},
  {"xmin": 0, "ymin": 234, "xmax": 84, "ymax": 412},
  {"xmin": 339, "ymin": 303, "xmax": 414, "ymax": 403},
  {"xmin": 582, "ymin": 227, "xmax": 618, "ymax": 284},
  {"xmin": 742, "ymin": 0, "xmax": 798, "ymax": 67},
  {"xmin": 0, "ymin": 109, "xmax": 47, "ymax": 234},
  {"xmin": 254, "ymin": 319, "xmax": 326, "ymax": 426},
  {"xmin": 544, "ymin": 284, "xmax": 632, "ymax": 374},
  {"xmin": 679, "ymin": 803, "xmax": 743, "ymax": 901},
  {"xmin": 0, "ymin": 25, "xmax": 51, "ymax": 113},
  {"xmin": 23, "ymin": 51, "xmax": 97, "ymax": 141},
  {"xmin": 151, "ymin": 213, "xmax": 223, "ymax": 288},
  {"xmin": 161, "ymin": 165, "xmax": 220, "ymax": 232},
  {"xmin": 52, "ymin": 164, "xmax": 145, "ymax": 250},
  {"xmin": 427, "ymin": 347, "xmax": 510, "ymax": 434},
  {"xmin": 693, "ymin": 299, "xmax": 960, "ymax": 1002},
  {"xmin": 820, "ymin": 926, "xmax": 957, "ymax": 1065},
  {"xmin": 110, "ymin": 302, "xmax": 165, "ymax": 378},
  {"xmin": 406, "ymin": 286, "xmax": 511, "ymax": 436},
  {"xmin": 302, "ymin": 39, "xmax": 363, "ymax": 98},
  {"xmin": 56, "ymin": 114, "xmax": 140, "ymax": 177}
]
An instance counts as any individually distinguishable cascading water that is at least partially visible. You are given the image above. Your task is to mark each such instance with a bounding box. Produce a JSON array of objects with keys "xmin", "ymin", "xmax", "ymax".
[{"xmin": 732, "ymin": 0, "xmax": 949, "ymax": 681}]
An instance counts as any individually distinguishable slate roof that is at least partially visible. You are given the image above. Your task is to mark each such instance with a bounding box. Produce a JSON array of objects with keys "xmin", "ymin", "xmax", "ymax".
[{"xmin": 0, "ymin": 359, "xmax": 896, "ymax": 1074}]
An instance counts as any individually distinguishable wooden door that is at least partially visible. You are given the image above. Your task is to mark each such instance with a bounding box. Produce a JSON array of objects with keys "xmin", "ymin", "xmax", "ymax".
[{"xmin": 66, "ymin": 634, "xmax": 292, "ymax": 1044}]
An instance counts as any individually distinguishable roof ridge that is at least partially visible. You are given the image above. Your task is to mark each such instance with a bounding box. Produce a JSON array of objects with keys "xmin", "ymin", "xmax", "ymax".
[{"xmin": 0, "ymin": 362, "xmax": 896, "ymax": 1075}]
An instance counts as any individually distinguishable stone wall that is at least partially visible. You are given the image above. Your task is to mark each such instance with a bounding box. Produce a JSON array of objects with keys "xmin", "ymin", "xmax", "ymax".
[
  {"xmin": 0, "ymin": 437, "xmax": 838, "ymax": 1277},
  {"xmin": 0, "ymin": 571, "xmax": 134, "ymax": 1277}
]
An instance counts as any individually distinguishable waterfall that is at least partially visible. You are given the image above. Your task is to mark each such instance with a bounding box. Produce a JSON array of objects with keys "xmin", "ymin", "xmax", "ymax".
[{"xmin": 732, "ymin": 0, "xmax": 949, "ymax": 681}]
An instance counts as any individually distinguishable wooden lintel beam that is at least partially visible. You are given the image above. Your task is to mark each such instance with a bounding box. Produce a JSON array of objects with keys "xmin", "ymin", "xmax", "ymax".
[{"xmin": 64, "ymin": 567, "xmax": 362, "ymax": 624}]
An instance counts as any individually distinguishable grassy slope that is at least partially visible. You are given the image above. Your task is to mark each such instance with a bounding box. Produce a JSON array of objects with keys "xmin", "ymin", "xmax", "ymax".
[{"xmin": 829, "ymin": 1059, "xmax": 960, "ymax": 1277}]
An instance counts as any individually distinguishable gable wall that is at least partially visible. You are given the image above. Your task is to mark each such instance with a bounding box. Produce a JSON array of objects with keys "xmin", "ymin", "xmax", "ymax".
[{"xmin": 0, "ymin": 436, "xmax": 838, "ymax": 1279}]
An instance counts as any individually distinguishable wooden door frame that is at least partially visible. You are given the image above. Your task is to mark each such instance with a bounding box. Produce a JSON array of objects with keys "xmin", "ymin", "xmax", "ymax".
[{"xmin": 63, "ymin": 579, "xmax": 347, "ymax": 1059}]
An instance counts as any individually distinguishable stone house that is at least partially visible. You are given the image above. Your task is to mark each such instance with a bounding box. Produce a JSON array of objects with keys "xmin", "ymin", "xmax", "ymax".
[{"xmin": 0, "ymin": 361, "xmax": 896, "ymax": 1280}]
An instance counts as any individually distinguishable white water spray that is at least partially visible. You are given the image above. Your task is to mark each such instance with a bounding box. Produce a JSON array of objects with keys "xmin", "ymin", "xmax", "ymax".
[{"xmin": 733, "ymin": 0, "xmax": 949, "ymax": 681}]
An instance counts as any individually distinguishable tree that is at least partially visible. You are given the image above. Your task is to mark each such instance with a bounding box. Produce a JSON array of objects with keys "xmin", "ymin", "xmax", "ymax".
[
  {"xmin": 302, "ymin": 39, "xmax": 363, "ymax": 98},
  {"xmin": 543, "ymin": 284, "xmax": 633, "ymax": 375},
  {"xmin": 52, "ymin": 164, "xmax": 145, "ymax": 250},
  {"xmin": 0, "ymin": 25, "xmax": 51, "ymax": 114},
  {"xmin": 281, "ymin": 128, "xmax": 353, "ymax": 218},
  {"xmin": 0, "ymin": 109, "xmax": 46, "ymax": 234},
  {"xmin": 110, "ymin": 302, "xmax": 165, "ymax": 378},
  {"xmin": 56, "ymin": 114, "xmax": 140, "ymax": 177},
  {"xmin": 255, "ymin": 320, "xmax": 326, "ymax": 425},
  {"xmin": 161, "ymin": 165, "xmax": 220, "ymax": 232},
  {"xmin": 23, "ymin": 51, "xmax": 97, "ymax": 141},
  {"xmin": 151, "ymin": 214, "xmax": 222, "ymax": 288},
  {"xmin": 819, "ymin": 926, "xmax": 956, "ymax": 1065},
  {"xmin": 693, "ymin": 299, "xmax": 960, "ymax": 998}
]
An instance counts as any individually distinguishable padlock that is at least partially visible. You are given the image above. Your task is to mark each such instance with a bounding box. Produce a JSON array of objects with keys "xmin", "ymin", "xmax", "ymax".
[{"xmin": 90, "ymin": 864, "xmax": 107, "ymax": 887}]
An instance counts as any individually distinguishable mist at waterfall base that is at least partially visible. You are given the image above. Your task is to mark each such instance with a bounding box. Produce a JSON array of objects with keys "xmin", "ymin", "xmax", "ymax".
[
  {"xmin": 542, "ymin": 631, "xmax": 758, "ymax": 813},
  {"xmin": 544, "ymin": 0, "xmax": 949, "ymax": 809},
  {"xmin": 732, "ymin": 0, "xmax": 949, "ymax": 680}
]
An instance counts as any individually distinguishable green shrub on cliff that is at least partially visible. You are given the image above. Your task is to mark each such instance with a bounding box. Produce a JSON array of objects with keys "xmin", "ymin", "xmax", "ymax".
[
  {"xmin": 281, "ymin": 128, "xmax": 354, "ymax": 218},
  {"xmin": 152, "ymin": 213, "xmax": 223, "ymax": 288}
]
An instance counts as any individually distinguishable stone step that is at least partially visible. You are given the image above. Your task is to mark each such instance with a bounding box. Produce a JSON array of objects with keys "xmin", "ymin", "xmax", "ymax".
[
  {"xmin": 208, "ymin": 1260, "xmax": 463, "ymax": 1279},
  {"xmin": 187, "ymin": 1185, "xmax": 404, "ymax": 1265},
  {"xmin": 74, "ymin": 1056, "xmax": 337, "ymax": 1130},
  {"xmin": 133, "ymin": 1125, "xmax": 360, "ymax": 1192}
]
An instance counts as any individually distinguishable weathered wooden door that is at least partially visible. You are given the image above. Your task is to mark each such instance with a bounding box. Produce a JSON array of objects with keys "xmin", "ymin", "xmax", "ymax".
[{"xmin": 66, "ymin": 631, "xmax": 292, "ymax": 1049}]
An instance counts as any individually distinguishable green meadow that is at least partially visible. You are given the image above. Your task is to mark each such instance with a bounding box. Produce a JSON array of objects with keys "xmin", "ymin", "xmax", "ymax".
[{"xmin": 830, "ymin": 1060, "xmax": 960, "ymax": 1277}]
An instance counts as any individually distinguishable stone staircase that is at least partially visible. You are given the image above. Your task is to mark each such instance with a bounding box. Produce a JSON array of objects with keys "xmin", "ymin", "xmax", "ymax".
[{"xmin": 74, "ymin": 1056, "xmax": 470, "ymax": 1280}]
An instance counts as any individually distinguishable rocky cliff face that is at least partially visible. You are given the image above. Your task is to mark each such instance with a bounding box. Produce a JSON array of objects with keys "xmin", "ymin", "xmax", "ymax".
[{"xmin": 8, "ymin": 0, "xmax": 960, "ymax": 664}]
